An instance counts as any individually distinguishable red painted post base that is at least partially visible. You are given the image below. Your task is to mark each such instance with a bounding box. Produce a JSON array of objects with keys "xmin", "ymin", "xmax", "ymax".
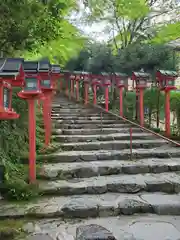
[
  {"xmin": 105, "ymin": 86, "xmax": 109, "ymax": 112},
  {"xmin": 139, "ymin": 88, "xmax": 144, "ymax": 127},
  {"xmin": 93, "ymin": 85, "xmax": 97, "ymax": 105},
  {"xmin": 119, "ymin": 87, "xmax": 123, "ymax": 117},
  {"xmin": 84, "ymin": 83, "xmax": 89, "ymax": 105},
  {"xmin": 165, "ymin": 90, "xmax": 171, "ymax": 137}
]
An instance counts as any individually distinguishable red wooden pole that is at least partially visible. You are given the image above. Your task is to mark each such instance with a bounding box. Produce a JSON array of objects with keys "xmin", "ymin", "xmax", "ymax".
[
  {"xmin": 105, "ymin": 86, "xmax": 109, "ymax": 112},
  {"xmin": 70, "ymin": 79, "xmax": 73, "ymax": 98},
  {"xmin": 72, "ymin": 79, "xmax": 75, "ymax": 98},
  {"xmin": 139, "ymin": 88, "xmax": 144, "ymax": 126},
  {"xmin": 76, "ymin": 80, "xmax": 79, "ymax": 101},
  {"xmin": 93, "ymin": 85, "xmax": 97, "ymax": 105},
  {"xmin": 65, "ymin": 77, "xmax": 69, "ymax": 96},
  {"xmin": 119, "ymin": 87, "xmax": 123, "ymax": 117},
  {"xmin": 84, "ymin": 83, "xmax": 88, "ymax": 105},
  {"xmin": 165, "ymin": 90, "xmax": 171, "ymax": 136},
  {"xmin": 43, "ymin": 96, "xmax": 50, "ymax": 147},
  {"xmin": 28, "ymin": 99, "xmax": 36, "ymax": 183}
]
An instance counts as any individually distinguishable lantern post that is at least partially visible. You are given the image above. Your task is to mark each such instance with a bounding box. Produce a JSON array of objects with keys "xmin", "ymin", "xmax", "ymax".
[
  {"xmin": 132, "ymin": 71, "xmax": 149, "ymax": 126},
  {"xmin": 0, "ymin": 58, "xmax": 24, "ymax": 119},
  {"xmin": 74, "ymin": 71, "xmax": 81, "ymax": 102},
  {"xmin": 114, "ymin": 72, "xmax": 127, "ymax": 117},
  {"xmin": 18, "ymin": 61, "xmax": 42, "ymax": 183},
  {"xmin": 91, "ymin": 74, "xmax": 101, "ymax": 105},
  {"xmin": 82, "ymin": 72, "xmax": 90, "ymax": 105},
  {"xmin": 70, "ymin": 73, "xmax": 76, "ymax": 99},
  {"xmin": 156, "ymin": 70, "xmax": 177, "ymax": 136},
  {"xmin": 39, "ymin": 60, "xmax": 53, "ymax": 148},
  {"xmin": 101, "ymin": 72, "xmax": 111, "ymax": 112}
]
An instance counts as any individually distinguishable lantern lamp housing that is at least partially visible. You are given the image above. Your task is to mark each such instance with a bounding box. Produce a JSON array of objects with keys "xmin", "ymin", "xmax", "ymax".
[
  {"xmin": 38, "ymin": 60, "xmax": 52, "ymax": 90},
  {"xmin": 156, "ymin": 70, "xmax": 177, "ymax": 91},
  {"xmin": 22, "ymin": 61, "xmax": 41, "ymax": 94},
  {"xmin": 74, "ymin": 71, "xmax": 82, "ymax": 81},
  {"xmin": 82, "ymin": 72, "xmax": 90, "ymax": 83},
  {"xmin": 132, "ymin": 72, "xmax": 150, "ymax": 89},
  {"xmin": 101, "ymin": 72, "xmax": 111, "ymax": 86},
  {"xmin": 91, "ymin": 74, "xmax": 101, "ymax": 85},
  {"xmin": 0, "ymin": 77, "xmax": 19, "ymax": 119},
  {"xmin": 114, "ymin": 72, "xmax": 128, "ymax": 87}
]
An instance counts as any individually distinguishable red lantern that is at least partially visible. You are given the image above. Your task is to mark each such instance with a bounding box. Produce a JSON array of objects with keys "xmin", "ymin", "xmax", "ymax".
[
  {"xmin": 82, "ymin": 72, "xmax": 90, "ymax": 105},
  {"xmin": 51, "ymin": 64, "xmax": 61, "ymax": 91},
  {"xmin": 156, "ymin": 70, "xmax": 178, "ymax": 137},
  {"xmin": 60, "ymin": 70, "xmax": 70, "ymax": 96},
  {"xmin": 0, "ymin": 80, "xmax": 19, "ymax": 119},
  {"xmin": 0, "ymin": 58, "xmax": 25, "ymax": 119},
  {"xmin": 156, "ymin": 70, "xmax": 177, "ymax": 91},
  {"xmin": 114, "ymin": 72, "xmax": 128, "ymax": 117},
  {"xmin": 132, "ymin": 72, "xmax": 150, "ymax": 89},
  {"xmin": 132, "ymin": 71, "xmax": 150, "ymax": 126},
  {"xmin": 101, "ymin": 72, "xmax": 111, "ymax": 112},
  {"xmin": 18, "ymin": 61, "xmax": 42, "ymax": 184}
]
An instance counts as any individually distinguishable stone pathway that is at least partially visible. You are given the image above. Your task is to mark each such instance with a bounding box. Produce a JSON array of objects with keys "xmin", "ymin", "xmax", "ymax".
[{"xmin": 2, "ymin": 96, "xmax": 180, "ymax": 239}]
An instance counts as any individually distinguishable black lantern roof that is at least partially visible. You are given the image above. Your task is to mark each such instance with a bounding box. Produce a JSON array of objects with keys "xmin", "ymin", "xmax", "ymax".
[
  {"xmin": 23, "ymin": 61, "xmax": 39, "ymax": 73},
  {"xmin": 74, "ymin": 71, "xmax": 82, "ymax": 75},
  {"xmin": 115, "ymin": 72, "xmax": 128, "ymax": 77},
  {"xmin": 51, "ymin": 64, "xmax": 61, "ymax": 73},
  {"xmin": 101, "ymin": 72, "xmax": 110, "ymax": 76},
  {"xmin": 39, "ymin": 60, "xmax": 50, "ymax": 72},
  {"xmin": 82, "ymin": 71, "xmax": 89, "ymax": 75},
  {"xmin": 133, "ymin": 72, "xmax": 150, "ymax": 78},
  {"xmin": 60, "ymin": 69, "xmax": 69, "ymax": 74},
  {"xmin": 0, "ymin": 58, "xmax": 24, "ymax": 78},
  {"xmin": 158, "ymin": 70, "xmax": 178, "ymax": 77}
]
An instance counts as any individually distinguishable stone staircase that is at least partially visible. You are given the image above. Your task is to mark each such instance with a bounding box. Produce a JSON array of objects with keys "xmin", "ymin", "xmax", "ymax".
[{"xmin": 2, "ymin": 96, "xmax": 180, "ymax": 239}]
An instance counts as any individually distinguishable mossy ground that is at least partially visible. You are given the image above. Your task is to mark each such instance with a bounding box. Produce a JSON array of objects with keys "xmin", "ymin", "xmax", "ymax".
[{"xmin": 0, "ymin": 219, "xmax": 28, "ymax": 240}]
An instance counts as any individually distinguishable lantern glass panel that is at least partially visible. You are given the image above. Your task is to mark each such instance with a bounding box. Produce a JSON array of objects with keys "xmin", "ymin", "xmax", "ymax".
[
  {"xmin": 41, "ymin": 79, "xmax": 51, "ymax": 88},
  {"xmin": 24, "ymin": 78, "xmax": 38, "ymax": 91},
  {"xmin": 139, "ymin": 79, "xmax": 146, "ymax": 85},
  {"xmin": 168, "ymin": 80, "xmax": 174, "ymax": 86},
  {"xmin": 3, "ymin": 87, "xmax": 9, "ymax": 108},
  {"xmin": 161, "ymin": 79, "xmax": 166, "ymax": 87}
]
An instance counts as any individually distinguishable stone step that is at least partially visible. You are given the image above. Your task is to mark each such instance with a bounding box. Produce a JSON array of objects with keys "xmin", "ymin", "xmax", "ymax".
[
  {"xmin": 51, "ymin": 115, "xmax": 117, "ymax": 120},
  {"xmin": 53, "ymin": 128, "xmax": 142, "ymax": 135},
  {"xmin": 2, "ymin": 193, "xmax": 180, "ymax": 219},
  {"xmin": 60, "ymin": 139, "xmax": 167, "ymax": 151},
  {"xmin": 38, "ymin": 158, "xmax": 180, "ymax": 180},
  {"xmin": 36, "ymin": 216, "xmax": 180, "ymax": 240},
  {"xmin": 54, "ymin": 119, "xmax": 123, "ymax": 124},
  {"xmin": 53, "ymin": 133, "xmax": 155, "ymax": 142},
  {"xmin": 55, "ymin": 123, "xmax": 133, "ymax": 129},
  {"xmin": 51, "ymin": 114, "xmax": 115, "ymax": 122},
  {"xmin": 39, "ymin": 172, "xmax": 180, "ymax": 196},
  {"xmin": 43, "ymin": 147, "xmax": 180, "ymax": 163}
]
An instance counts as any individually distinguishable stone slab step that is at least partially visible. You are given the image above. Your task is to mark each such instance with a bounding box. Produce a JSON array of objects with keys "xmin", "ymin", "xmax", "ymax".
[
  {"xmin": 60, "ymin": 139, "xmax": 167, "ymax": 151},
  {"xmin": 53, "ymin": 133, "xmax": 155, "ymax": 142},
  {"xmin": 42, "ymin": 148, "xmax": 180, "ymax": 163},
  {"xmin": 51, "ymin": 115, "xmax": 116, "ymax": 120},
  {"xmin": 54, "ymin": 119, "xmax": 123, "ymax": 124},
  {"xmin": 37, "ymin": 215, "xmax": 180, "ymax": 239},
  {"xmin": 38, "ymin": 158, "xmax": 180, "ymax": 180},
  {"xmin": 55, "ymin": 123, "xmax": 133, "ymax": 129},
  {"xmin": 53, "ymin": 128, "xmax": 143, "ymax": 135},
  {"xmin": 38, "ymin": 172, "xmax": 180, "ymax": 195},
  {"xmin": 2, "ymin": 193, "xmax": 180, "ymax": 219}
]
